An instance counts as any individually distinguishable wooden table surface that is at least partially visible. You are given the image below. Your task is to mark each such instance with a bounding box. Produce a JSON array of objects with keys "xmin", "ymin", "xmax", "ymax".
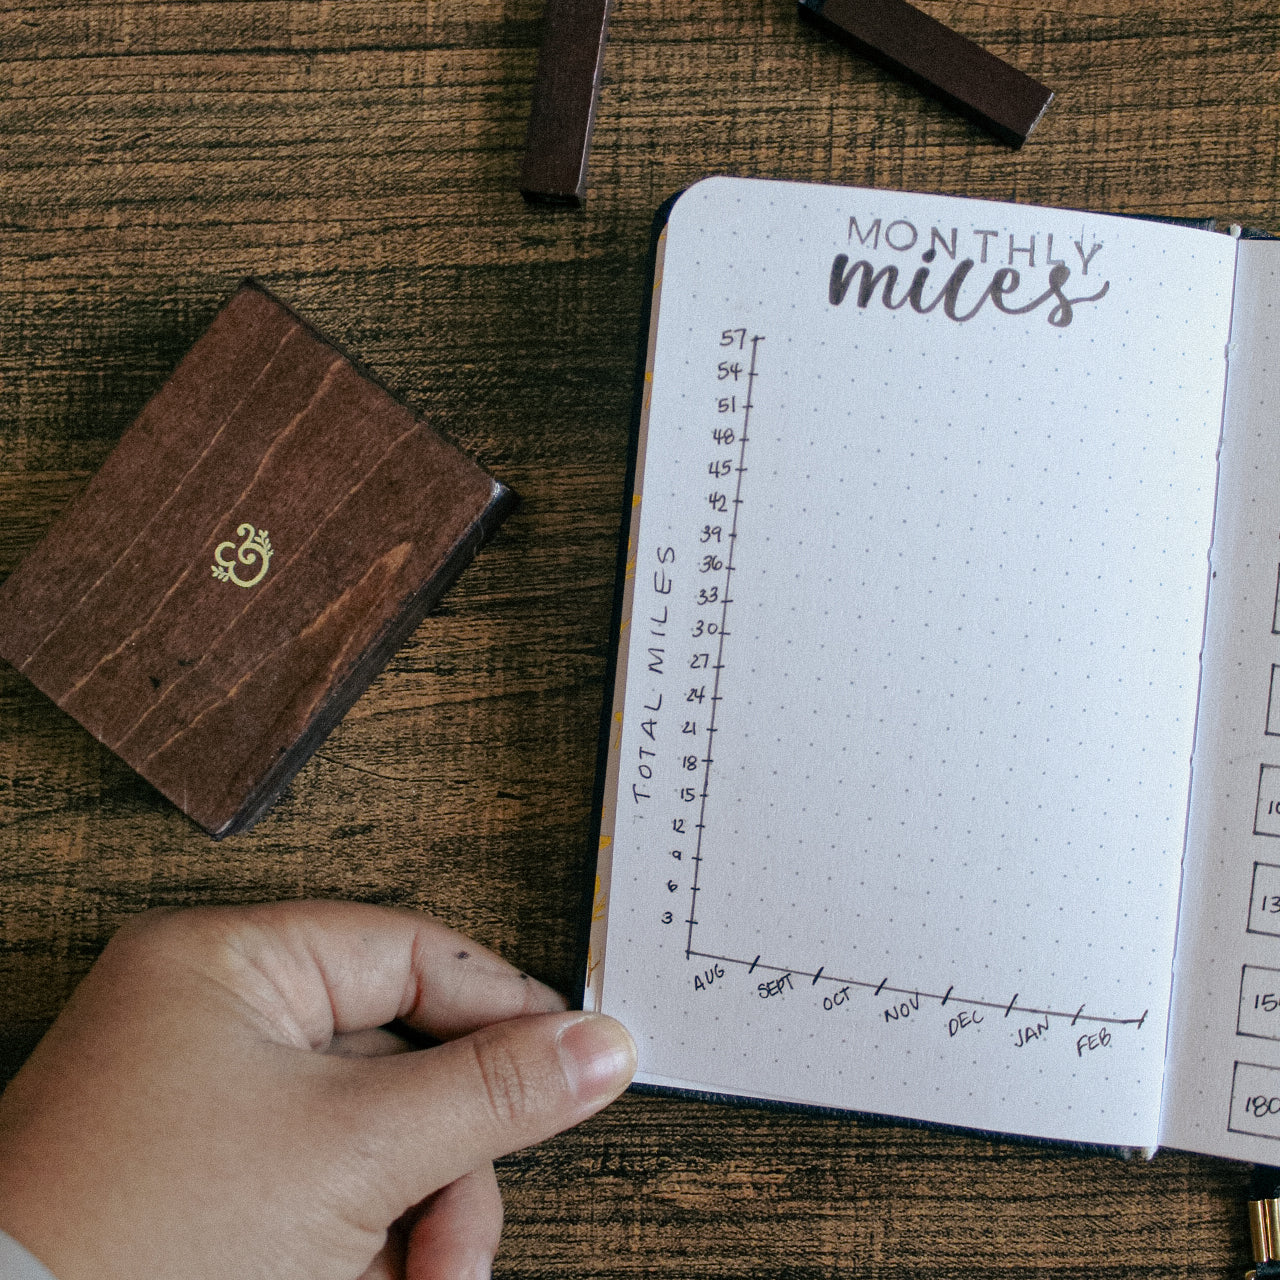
[{"xmin": 2, "ymin": 0, "xmax": 1277, "ymax": 1274}]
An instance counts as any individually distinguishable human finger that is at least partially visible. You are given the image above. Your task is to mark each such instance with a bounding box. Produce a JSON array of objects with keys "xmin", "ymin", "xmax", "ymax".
[
  {"xmin": 106, "ymin": 901, "xmax": 567, "ymax": 1051},
  {"xmin": 337, "ymin": 1010, "xmax": 634, "ymax": 1217},
  {"xmin": 356, "ymin": 1230, "xmax": 405, "ymax": 1280},
  {"xmin": 405, "ymin": 1164, "xmax": 503, "ymax": 1280},
  {"xmin": 327, "ymin": 1027, "xmax": 421, "ymax": 1058}
]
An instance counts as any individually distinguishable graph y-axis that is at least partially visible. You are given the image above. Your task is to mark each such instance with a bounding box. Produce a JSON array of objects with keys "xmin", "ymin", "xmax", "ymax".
[{"xmin": 685, "ymin": 333, "xmax": 762, "ymax": 959}]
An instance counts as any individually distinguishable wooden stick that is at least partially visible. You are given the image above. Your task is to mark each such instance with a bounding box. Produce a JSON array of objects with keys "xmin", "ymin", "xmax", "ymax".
[
  {"xmin": 519, "ymin": 0, "xmax": 614, "ymax": 205},
  {"xmin": 798, "ymin": 0, "xmax": 1054, "ymax": 147}
]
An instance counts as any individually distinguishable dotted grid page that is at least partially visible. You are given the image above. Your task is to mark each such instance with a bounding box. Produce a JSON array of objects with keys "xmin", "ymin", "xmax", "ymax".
[
  {"xmin": 1161, "ymin": 240, "xmax": 1280, "ymax": 1162},
  {"xmin": 597, "ymin": 176, "xmax": 1237, "ymax": 1148}
]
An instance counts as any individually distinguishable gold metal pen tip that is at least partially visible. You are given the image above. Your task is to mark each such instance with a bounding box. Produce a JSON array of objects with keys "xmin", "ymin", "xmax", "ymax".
[{"xmin": 1249, "ymin": 1196, "xmax": 1280, "ymax": 1270}]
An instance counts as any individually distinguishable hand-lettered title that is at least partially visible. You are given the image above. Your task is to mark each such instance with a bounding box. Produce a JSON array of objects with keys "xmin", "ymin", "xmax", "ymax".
[{"xmin": 830, "ymin": 214, "xmax": 1109, "ymax": 328}]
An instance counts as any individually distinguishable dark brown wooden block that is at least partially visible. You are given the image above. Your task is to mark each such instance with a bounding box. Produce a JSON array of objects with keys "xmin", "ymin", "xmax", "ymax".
[
  {"xmin": 0, "ymin": 281, "xmax": 516, "ymax": 838},
  {"xmin": 518, "ymin": 0, "xmax": 613, "ymax": 206},
  {"xmin": 798, "ymin": 0, "xmax": 1053, "ymax": 147}
]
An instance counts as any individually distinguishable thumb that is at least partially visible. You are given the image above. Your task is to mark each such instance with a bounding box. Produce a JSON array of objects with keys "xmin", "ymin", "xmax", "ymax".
[{"xmin": 343, "ymin": 1011, "xmax": 636, "ymax": 1211}]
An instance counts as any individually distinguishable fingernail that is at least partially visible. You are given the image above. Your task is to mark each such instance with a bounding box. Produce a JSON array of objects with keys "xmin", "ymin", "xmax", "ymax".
[{"xmin": 556, "ymin": 1014, "xmax": 637, "ymax": 1105}]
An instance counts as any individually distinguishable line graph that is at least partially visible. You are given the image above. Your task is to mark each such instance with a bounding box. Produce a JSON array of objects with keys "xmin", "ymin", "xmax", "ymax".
[{"xmin": 674, "ymin": 327, "xmax": 1149, "ymax": 1033}]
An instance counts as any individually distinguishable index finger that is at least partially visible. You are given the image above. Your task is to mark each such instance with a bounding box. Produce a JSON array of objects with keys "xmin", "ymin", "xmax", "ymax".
[{"xmin": 115, "ymin": 901, "xmax": 568, "ymax": 1051}]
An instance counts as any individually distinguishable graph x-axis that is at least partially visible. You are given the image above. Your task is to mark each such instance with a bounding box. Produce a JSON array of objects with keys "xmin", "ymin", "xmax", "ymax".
[{"xmin": 686, "ymin": 948, "xmax": 1147, "ymax": 1028}]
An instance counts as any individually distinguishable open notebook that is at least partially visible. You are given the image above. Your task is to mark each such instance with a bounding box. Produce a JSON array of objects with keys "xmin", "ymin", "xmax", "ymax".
[{"xmin": 587, "ymin": 175, "xmax": 1280, "ymax": 1161}]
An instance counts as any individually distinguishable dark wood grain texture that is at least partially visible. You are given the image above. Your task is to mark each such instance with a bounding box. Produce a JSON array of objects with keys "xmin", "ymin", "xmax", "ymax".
[{"xmin": 1, "ymin": 0, "xmax": 1278, "ymax": 1275}]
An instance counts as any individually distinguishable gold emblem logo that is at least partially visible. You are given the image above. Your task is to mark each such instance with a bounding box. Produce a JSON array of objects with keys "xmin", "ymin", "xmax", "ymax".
[{"xmin": 211, "ymin": 523, "xmax": 273, "ymax": 589}]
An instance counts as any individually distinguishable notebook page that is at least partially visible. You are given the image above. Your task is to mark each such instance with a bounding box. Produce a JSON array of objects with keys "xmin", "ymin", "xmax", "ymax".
[
  {"xmin": 1161, "ymin": 239, "xmax": 1280, "ymax": 1162},
  {"xmin": 592, "ymin": 177, "xmax": 1236, "ymax": 1147}
]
